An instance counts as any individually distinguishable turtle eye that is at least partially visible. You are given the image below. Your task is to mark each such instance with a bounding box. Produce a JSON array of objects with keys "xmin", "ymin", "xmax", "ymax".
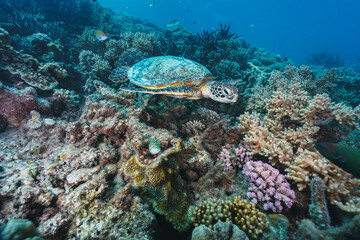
[{"xmin": 224, "ymin": 87, "xmax": 232, "ymax": 96}]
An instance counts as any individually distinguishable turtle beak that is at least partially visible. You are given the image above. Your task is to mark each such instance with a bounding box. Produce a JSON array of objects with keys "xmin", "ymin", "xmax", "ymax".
[{"xmin": 232, "ymin": 94, "xmax": 238, "ymax": 102}]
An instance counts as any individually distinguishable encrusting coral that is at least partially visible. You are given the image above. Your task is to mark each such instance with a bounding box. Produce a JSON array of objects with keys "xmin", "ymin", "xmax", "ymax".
[{"xmin": 192, "ymin": 196, "xmax": 269, "ymax": 239}]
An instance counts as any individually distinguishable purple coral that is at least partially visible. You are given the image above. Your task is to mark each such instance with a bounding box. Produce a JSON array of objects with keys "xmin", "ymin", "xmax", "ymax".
[
  {"xmin": 216, "ymin": 141, "xmax": 252, "ymax": 171},
  {"xmin": 242, "ymin": 160, "xmax": 295, "ymax": 212}
]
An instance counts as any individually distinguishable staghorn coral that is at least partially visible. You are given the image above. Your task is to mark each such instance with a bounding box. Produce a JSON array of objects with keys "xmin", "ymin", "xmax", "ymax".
[
  {"xmin": 123, "ymin": 140, "xmax": 190, "ymax": 231},
  {"xmin": 248, "ymin": 66, "xmax": 340, "ymax": 107},
  {"xmin": 242, "ymin": 160, "xmax": 295, "ymax": 213},
  {"xmin": 183, "ymin": 120, "xmax": 205, "ymax": 136},
  {"xmin": 192, "ymin": 196, "xmax": 268, "ymax": 239},
  {"xmin": 120, "ymin": 32, "xmax": 159, "ymax": 54},
  {"xmin": 74, "ymin": 28, "xmax": 106, "ymax": 56}
]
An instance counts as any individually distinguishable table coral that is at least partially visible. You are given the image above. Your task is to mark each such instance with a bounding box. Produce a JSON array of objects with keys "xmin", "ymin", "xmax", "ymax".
[{"xmin": 1, "ymin": 27, "xmax": 66, "ymax": 90}]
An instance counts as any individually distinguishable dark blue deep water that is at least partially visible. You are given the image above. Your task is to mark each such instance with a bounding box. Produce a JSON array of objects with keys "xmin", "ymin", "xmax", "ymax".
[{"xmin": 100, "ymin": 0, "xmax": 360, "ymax": 65}]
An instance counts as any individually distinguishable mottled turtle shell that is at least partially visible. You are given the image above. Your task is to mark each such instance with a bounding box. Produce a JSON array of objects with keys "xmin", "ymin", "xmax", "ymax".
[{"xmin": 128, "ymin": 56, "xmax": 213, "ymax": 89}]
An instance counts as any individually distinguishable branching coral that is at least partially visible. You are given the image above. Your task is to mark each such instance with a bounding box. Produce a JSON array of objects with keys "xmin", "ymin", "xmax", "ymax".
[
  {"xmin": 78, "ymin": 50, "xmax": 110, "ymax": 78},
  {"xmin": 238, "ymin": 66, "xmax": 360, "ymax": 212},
  {"xmin": 242, "ymin": 160, "xmax": 295, "ymax": 213},
  {"xmin": 216, "ymin": 141, "xmax": 252, "ymax": 171}
]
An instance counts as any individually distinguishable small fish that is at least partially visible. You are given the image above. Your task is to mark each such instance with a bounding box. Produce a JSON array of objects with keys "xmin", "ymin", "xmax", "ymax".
[
  {"xmin": 315, "ymin": 142, "xmax": 360, "ymax": 178},
  {"xmin": 149, "ymin": 0, "xmax": 155, "ymax": 7},
  {"xmin": 315, "ymin": 117, "xmax": 334, "ymax": 126},
  {"xmin": 249, "ymin": 24, "xmax": 255, "ymax": 29},
  {"xmin": 60, "ymin": 155, "xmax": 66, "ymax": 161},
  {"xmin": 149, "ymin": 139, "xmax": 161, "ymax": 155},
  {"xmin": 95, "ymin": 30, "xmax": 107, "ymax": 41},
  {"xmin": 166, "ymin": 20, "xmax": 180, "ymax": 29},
  {"xmin": 26, "ymin": 161, "xmax": 35, "ymax": 165}
]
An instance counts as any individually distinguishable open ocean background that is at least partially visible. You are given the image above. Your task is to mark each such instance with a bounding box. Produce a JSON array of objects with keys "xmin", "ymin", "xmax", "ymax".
[{"xmin": 100, "ymin": 0, "xmax": 360, "ymax": 66}]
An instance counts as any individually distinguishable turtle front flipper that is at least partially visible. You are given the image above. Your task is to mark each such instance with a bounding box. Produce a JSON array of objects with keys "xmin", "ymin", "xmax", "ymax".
[
  {"xmin": 109, "ymin": 66, "xmax": 129, "ymax": 82},
  {"xmin": 120, "ymin": 86, "xmax": 200, "ymax": 99}
]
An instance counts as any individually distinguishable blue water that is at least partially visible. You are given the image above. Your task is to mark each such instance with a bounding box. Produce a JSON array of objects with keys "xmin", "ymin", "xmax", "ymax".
[{"xmin": 99, "ymin": 0, "xmax": 360, "ymax": 66}]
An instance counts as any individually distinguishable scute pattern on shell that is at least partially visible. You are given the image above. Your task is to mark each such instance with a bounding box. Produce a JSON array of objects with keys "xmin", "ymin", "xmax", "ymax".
[{"xmin": 128, "ymin": 56, "xmax": 213, "ymax": 88}]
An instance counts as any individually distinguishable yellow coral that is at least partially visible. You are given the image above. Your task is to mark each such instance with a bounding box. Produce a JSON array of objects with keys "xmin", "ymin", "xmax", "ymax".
[
  {"xmin": 192, "ymin": 196, "xmax": 268, "ymax": 239},
  {"xmin": 123, "ymin": 140, "xmax": 190, "ymax": 231}
]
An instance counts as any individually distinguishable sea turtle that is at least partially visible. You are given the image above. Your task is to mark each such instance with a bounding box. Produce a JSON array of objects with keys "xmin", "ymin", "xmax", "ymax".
[{"xmin": 108, "ymin": 56, "xmax": 239, "ymax": 103}]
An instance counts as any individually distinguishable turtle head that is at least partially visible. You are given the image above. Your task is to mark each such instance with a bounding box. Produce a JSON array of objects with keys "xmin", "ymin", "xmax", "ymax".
[{"xmin": 203, "ymin": 81, "xmax": 238, "ymax": 103}]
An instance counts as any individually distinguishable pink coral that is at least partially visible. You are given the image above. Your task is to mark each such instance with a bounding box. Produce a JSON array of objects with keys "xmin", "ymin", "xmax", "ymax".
[
  {"xmin": 216, "ymin": 141, "xmax": 252, "ymax": 171},
  {"xmin": 242, "ymin": 160, "xmax": 295, "ymax": 212}
]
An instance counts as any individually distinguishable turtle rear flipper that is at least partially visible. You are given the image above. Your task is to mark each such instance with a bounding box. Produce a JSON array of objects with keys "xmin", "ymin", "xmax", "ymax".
[
  {"xmin": 120, "ymin": 86, "xmax": 197, "ymax": 99},
  {"xmin": 109, "ymin": 66, "xmax": 129, "ymax": 82}
]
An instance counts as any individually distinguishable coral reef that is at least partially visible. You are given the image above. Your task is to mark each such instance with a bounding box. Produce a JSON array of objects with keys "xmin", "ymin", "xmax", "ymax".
[
  {"xmin": 0, "ymin": 86, "xmax": 39, "ymax": 127},
  {"xmin": 191, "ymin": 220, "xmax": 249, "ymax": 240},
  {"xmin": 1, "ymin": 28, "xmax": 66, "ymax": 90},
  {"xmin": 1, "ymin": 1, "xmax": 360, "ymax": 239},
  {"xmin": 306, "ymin": 52, "xmax": 345, "ymax": 68},
  {"xmin": 216, "ymin": 141, "xmax": 253, "ymax": 171},
  {"xmin": 192, "ymin": 196, "xmax": 269, "ymax": 239},
  {"xmin": 295, "ymin": 176, "xmax": 360, "ymax": 239},
  {"xmin": 123, "ymin": 140, "xmax": 190, "ymax": 231},
  {"xmin": 308, "ymin": 177, "xmax": 331, "ymax": 230},
  {"xmin": 238, "ymin": 66, "xmax": 360, "ymax": 213},
  {"xmin": 294, "ymin": 216, "xmax": 360, "ymax": 240},
  {"xmin": 242, "ymin": 160, "xmax": 295, "ymax": 213}
]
